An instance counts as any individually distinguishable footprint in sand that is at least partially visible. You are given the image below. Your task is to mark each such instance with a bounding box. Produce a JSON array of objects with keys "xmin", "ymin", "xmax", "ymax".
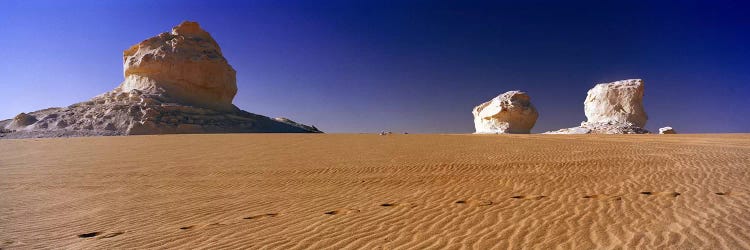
[
  {"xmin": 379, "ymin": 202, "xmax": 418, "ymax": 208},
  {"xmin": 77, "ymin": 231, "xmax": 123, "ymax": 239},
  {"xmin": 180, "ymin": 222, "xmax": 229, "ymax": 231},
  {"xmin": 77, "ymin": 232, "xmax": 100, "ymax": 238},
  {"xmin": 243, "ymin": 213, "xmax": 279, "ymax": 220},
  {"xmin": 324, "ymin": 208, "xmax": 360, "ymax": 215},
  {"xmin": 454, "ymin": 199, "xmax": 493, "ymax": 206},
  {"xmin": 510, "ymin": 195, "xmax": 547, "ymax": 200},
  {"xmin": 583, "ymin": 194, "xmax": 622, "ymax": 201},
  {"xmin": 99, "ymin": 232, "xmax": 124, "ymax": 238},
  {"xmin": 640, "ymin": 191, "xmax": 680, "ymax": 197},
  {"xmin": 2, "ymin": 239, "xmax": 17, "ymax": 247},
  {"xmin": 178, "ymin": 213, "xmax": 280, "ymax": 231}
]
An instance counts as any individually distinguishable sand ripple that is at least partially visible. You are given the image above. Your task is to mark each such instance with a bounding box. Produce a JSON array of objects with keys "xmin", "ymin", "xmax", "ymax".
[{"xmin": 0, "ymin": 134, "xmax": 749, "ymax": 249}]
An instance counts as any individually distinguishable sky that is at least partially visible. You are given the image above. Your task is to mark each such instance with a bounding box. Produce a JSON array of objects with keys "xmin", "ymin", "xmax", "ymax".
[{"xmin": 1, "ymin": 0, "xmax": 749, "ymax": 133}]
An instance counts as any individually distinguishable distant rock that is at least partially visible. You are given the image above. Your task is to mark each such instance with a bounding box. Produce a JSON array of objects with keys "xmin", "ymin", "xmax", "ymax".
[
  {"xmin": 584, "ymin": 79, "xmax": 647, "ymax": 127},
  {"xmin": 659, "ymin": 127, "xmax": 676, "ymax": 134},
  {"xmin": 273, "ymin": 117, "xmax": 320, "ymax": 133},
  {"xmin": 473, "ymin": 90, "xmax": 538, "ymax": 134},
  {"xmin": 378, "ymin": 130, "xmax": 394, "ymax": 136},
  {"xmin": 546, "ymin": 79, "xmax": 650, "ymax": 134},
  {"xmin": 0, "ymin": 21, "xmax": 321, "ymax": 139},
  {"xmin": 544, "ymin": 126, "xmax": 591, "ymax": 135},
  {"xmin": 544, "ymin": 121, "xmax": 651, "ymax": 135}
]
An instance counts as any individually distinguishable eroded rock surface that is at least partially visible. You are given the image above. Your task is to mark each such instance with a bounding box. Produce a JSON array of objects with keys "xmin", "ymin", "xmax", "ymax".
[
  {"xmin": 0, "ymin": 21, "xmax": 320, "ymax": 139},
  {"xmin": 120, "ymin": 21, "xmax": 236, "ymax": 111},
  {"xmin": 472, "ymin": 91, "xmax": 538, "ymax": 134},
  {"xmin": 584, "ymin": 79, "xmax": 647, "ymax": 127}
]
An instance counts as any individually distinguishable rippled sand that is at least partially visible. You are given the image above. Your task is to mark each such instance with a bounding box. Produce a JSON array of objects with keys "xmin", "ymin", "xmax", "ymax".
[{"xmin": 1, "ymin": 134, "xmax": 749, "ymax": 249}]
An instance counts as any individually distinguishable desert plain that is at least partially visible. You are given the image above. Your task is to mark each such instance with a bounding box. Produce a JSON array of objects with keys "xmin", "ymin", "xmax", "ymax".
[{"xmin": 0, "ymin": 133, "xmax": 749, "ymax": 249}]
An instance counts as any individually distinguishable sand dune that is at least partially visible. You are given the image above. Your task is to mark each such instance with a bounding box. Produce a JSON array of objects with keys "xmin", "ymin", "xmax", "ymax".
[{"xmin": 1, "ymin": 134, "xmax": 749, "ymax": 249}]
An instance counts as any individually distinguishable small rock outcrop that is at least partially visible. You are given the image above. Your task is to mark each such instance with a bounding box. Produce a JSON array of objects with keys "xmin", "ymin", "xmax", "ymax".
[
  {"xmin": 273, "ymin": 117, "xmax": 320, "ymax": 133},
  {"xmin": 472, "ymin": 91, "xmax": 538, "ymax": 134},
  {"xmin": 0, "ymin": 21, "xmax": 321, "ymax": 139},
  {"xmin": 545, "ymin": 121, "xmax": 650, "ymax": 134},
  {"xmin": 659, "ymin": 127, "xmax": 676, "ymax": 134},
  {"xmin": 546, "ymin": 79, "xmax": 650, "ymax": 134},
  {"xmin": 7, "ymin": 113, "xmax": 38, "ymax": 129}
]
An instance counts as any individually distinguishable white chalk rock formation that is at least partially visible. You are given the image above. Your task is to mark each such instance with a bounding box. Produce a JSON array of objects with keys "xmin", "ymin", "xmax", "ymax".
[
  {"xmin": 119, "ymin": 21, "xmax": 237, "ymax": 111},
  {"xmin": 0, "ymin": 21, "xmax": 321, "ymax": 139},
  {"xmin": 472, "ymin": 91, "xmax": 538, "ymax": 134},
  {"xmin": 545, "ymin": 79, "xmax": 650, "ymax": 134},
  {"xmin": 584, "ymin": 79, "xmax": 647, "ymax": 127},
  {"xmin": 659, "ymin": 127, "xmax": 676, "ymax": 134}
]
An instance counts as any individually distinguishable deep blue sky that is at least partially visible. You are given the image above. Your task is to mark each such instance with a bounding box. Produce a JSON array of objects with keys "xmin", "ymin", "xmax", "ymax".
[{"xmin": 1, "ymin": 0, "xmax": 748, "ymax": 133}]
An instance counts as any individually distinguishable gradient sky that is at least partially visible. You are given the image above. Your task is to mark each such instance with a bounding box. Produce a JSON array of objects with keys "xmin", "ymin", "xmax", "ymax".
[{"xmin": 1, "ymin": 0, "xmax": 749, "ymax": 133}]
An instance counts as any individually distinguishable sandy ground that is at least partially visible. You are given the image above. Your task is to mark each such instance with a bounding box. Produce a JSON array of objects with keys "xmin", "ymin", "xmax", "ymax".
[{"xmin": 1, "ymin": 134, "xmax": 749, "ymax": 249}]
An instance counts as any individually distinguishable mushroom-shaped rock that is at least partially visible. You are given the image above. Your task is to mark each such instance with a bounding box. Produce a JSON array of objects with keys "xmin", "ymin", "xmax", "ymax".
[
  {"xmin": 584, "ymin": 79, "xmax": 648, "ymax": 127},
  {"xmin": 0, "ymin": 21, "xmax": 321, "ymax": 139},
  {"xmin": 472, "ymin": 91, "xmax": 538, "ymax": 134},
  {"xmin": 659, "ymin": 127, "xmax": 676, "ymax": 134},
  {"xmin": 544, "ymin": 79, "xmax": 651, "ymax": 134},
  {"xmin": 119, "ymin": 21, "xmax": 237, "ymax": 111}
]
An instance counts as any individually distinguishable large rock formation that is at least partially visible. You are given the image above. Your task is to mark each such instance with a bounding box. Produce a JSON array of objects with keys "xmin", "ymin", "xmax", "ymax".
[
  {"xmin": 120, "ymin": 21, "xmax": 236, "ymax": 111},
  {"xmin": 0, "ymin": 21, "xmax": 320, "ymax": 139},
  {"xmin": 584, "ymin": 79, "xmax": 647, "ymax": 127},
  {"xmin": 472, "ymin": 90, "xmax": 538, "ymax": 134},
  {"xmin": 545, "ymin": 79, "xmax": 650, "ymax": 134}
]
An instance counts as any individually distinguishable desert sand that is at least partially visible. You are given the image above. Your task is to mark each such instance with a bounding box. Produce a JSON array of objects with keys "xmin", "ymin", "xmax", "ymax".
[{"xmin": 1, "ymin": 134, "xmax": 749, "ymax": 249}]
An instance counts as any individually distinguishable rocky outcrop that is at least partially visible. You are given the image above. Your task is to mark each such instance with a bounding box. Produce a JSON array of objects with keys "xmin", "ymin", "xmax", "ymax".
[
  {"xmin": 659, "ymin": 127, "xmax": 676, "ymax": 134},
  {"xmin": 0, "ymin": 21, "xmax": 320, "ymax": 139},
  {"xmin": 472, "ymin": 91, "xmax": 538, "ymax": 134},
  {"xmin": 546, "ymin": 79, "xmax": 650, "ymax": 134},
  {"xmin": 273, "ymin": 117, "xmax": 320, "ymax": 132},
  {"xmin": 584, "ymin": 79, "xmax": 647, "ymax": 127},
  {"xmin": 545, "ymin": 121, "xmax": 650, "ymax": 134},
  {"xmin": 7, "ymin": 113, "xmax": 38, "ymax": 129}
]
